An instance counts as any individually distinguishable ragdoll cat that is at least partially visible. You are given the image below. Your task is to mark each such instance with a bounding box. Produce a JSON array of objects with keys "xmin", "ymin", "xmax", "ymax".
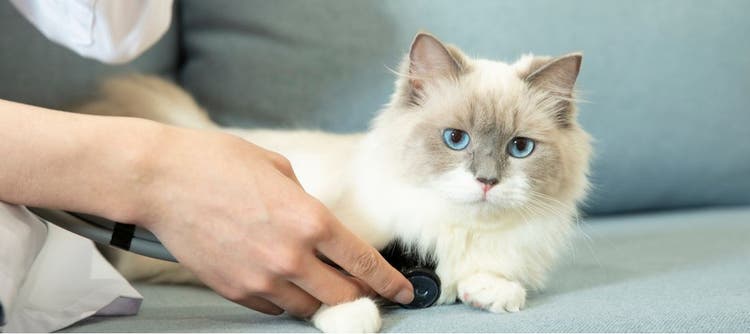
[{"xmin": 79, "ymin": 33, "xmax": 591, "ymax": 333}]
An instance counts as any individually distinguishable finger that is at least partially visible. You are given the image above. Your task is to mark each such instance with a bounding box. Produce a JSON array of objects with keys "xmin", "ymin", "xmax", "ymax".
[
  {"xmin": 348, "ymin": 276, "xmax": 378, "ymax": 298},
  {"xmin": 316, "ymin": 222, "xmax": 414, "ymax": 305},
  {"xmin": 290, "ymin": 255, "xmax": 372, "ymax": 306},
  {"xmin": 235, "ymin": 296, "xmax": 284, "ymax": 315},
  {"xmin": 265, "ymin": 151, "xmax": 304, "ymax": 188},
  {"xmin": 282, "ymin": 168, "xmax": 303, "ymax": 188},
  {"xmin": 262, "ymin": 280, "xmax": 321, "ymax": 318},
  {"xmin": 269, "ymin": 160, "xmax": 304, "ymax": 191}
]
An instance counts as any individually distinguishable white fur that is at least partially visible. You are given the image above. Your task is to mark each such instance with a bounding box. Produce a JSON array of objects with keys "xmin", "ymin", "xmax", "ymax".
[
  {"xmin": 311, "ymin": 298, "xmax": 381, "ymax": 333},
  {"xmin": 458, "ymin": 273, "xmax": 526, "ymax": 313}
]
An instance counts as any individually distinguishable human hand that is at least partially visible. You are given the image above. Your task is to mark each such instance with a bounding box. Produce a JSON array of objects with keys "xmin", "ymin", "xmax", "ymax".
[{"xmin": 126, "ymin": 126, "xmax": 414, "ymax": 317}]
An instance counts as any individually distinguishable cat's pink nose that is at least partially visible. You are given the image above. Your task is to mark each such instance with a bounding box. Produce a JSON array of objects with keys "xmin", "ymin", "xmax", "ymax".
[
  {"xmin": 476, "ymin": 177, "xmax": 499, "ymax": 187},
  {"xmin": 477, "ymin": 177, "xmax": 498, "ymax": 193}
]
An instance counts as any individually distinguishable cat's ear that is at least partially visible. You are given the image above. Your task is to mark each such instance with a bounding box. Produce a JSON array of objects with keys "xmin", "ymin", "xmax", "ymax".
[
  {"xmin": 408, "ymin": 33, "xmax": 465, "ymax": 92},
  {"xmin": 524, "ymin": 53, "xmax": 582, "ymax": 98},
  {"xmin": 524, "ymin": 53, "xmax": 582, "ymax": 126}
]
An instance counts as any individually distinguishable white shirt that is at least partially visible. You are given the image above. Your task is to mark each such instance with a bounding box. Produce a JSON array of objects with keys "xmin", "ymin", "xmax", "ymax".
[{"xmin": 10, "ymin": 0, "xmax": 173, "ymax": 64}]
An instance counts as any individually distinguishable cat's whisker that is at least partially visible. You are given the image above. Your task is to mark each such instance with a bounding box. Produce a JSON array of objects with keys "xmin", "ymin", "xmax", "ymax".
[
  {"xmin": 383, "ymin": 64, "xmax": 413, "ymax": 80},
  {"xmin": 527, "ymin": 192, "xmax": 578, "ymax": 220},
  {"xmin": 519, "ymin": 204, "xmax": 561, "ymax": 247},
  {"xmin": 525, "ymin": 196, "xmax": 568, "ymax": 219},
  {"xmin": 526, "ymin": 190, "xmax": 570, "ymax": 207},
  {"xmin": 521, "ymin": 200, "xmax": 584, "ymax": 262},
  {"xmin": 383, "ymin": 63, "xmax": 437, "ymax": 83},
  {"xmin": 515, "ymin": 205, "xmax": 534, "ymax": 227},
  {"xmin": 525, "ymin": 191, "xmax": 601, "ymax": 268},
  {"xmin": 573, "ymin": 222, "xmax": 603, "ymax": 268}
]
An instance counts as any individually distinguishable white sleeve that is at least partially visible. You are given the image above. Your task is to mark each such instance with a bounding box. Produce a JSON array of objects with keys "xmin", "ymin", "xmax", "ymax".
[
  {"xmin": 0, "ymin": 203, "xmax": 47, "ymax": 330},
  {"xmin": 10, "ymin": 0, "xmax": 174, "ymax": 64}
]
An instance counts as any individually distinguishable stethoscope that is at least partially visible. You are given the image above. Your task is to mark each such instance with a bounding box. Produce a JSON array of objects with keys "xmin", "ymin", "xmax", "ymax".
[{"xmin": 29, "ymin": 208, "xmax": 441, "ymax": 309}]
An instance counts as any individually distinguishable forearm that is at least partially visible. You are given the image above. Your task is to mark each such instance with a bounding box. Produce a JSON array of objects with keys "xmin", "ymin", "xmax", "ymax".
[{"xmin": 0, "ymin": 99, "xmax": 163, "ymax": 223}]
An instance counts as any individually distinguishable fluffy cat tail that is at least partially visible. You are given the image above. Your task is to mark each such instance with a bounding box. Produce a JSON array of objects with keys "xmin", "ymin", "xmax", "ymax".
[{"xmin": 75, "ymin": 74, "xmax": 218, "ymax": 129}]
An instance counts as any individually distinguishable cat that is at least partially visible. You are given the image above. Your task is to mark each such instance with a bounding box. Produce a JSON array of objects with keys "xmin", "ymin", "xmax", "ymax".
[{"xmin": 79, "ymin": 32, "xmax": 591, "ymax": 333}]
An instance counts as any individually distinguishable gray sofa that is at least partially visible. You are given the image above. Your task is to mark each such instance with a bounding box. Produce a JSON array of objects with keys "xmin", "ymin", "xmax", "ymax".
[{"xmin": 2, "ymin": 0, "xmax": 748, "ymax": 332}]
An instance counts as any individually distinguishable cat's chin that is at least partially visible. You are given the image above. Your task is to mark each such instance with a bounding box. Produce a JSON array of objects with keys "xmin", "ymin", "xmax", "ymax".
[
  {"xmin": 452, "ymin": 199, "xmax": 528, "ymax": 219},
  {"xmin": 454, "ymin": 195, "xmax": 527, "ymax": 208}
]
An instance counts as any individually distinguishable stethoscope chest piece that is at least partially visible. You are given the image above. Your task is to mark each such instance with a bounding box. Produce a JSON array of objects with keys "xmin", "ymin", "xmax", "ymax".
[
  {"xmin": 401, "ymin": 267, "xmax": 441, "ymax": 309},
  {"xmin": 379, "ymin": 241, "xmax": 442, "ymax": 309}
]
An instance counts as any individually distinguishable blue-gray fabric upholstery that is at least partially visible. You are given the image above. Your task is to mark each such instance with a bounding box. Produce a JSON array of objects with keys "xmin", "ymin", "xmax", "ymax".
[{"xmin": 63, "ymin": 207, "xmax": 750, "ymax": 332}]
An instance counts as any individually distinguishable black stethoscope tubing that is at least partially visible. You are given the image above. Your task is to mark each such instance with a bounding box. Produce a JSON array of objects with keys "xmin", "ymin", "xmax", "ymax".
[{"xmin": 29, "ymin": 208, "xmax": 176, "ymax": 262}]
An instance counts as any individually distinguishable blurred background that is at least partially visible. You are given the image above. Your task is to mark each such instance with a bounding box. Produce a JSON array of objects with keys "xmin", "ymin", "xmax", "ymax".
[
  {"xmin": 1, "ymin": 0, "xmax": 748, "ymax": 217},
  {"xmin": 2, "ymin": 1, "xmax": 749, "ymax": 332}
]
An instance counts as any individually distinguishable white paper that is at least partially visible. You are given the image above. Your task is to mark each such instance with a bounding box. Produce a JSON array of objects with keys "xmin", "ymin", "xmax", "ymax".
[{"xmin": 0, "ymin": 203, "xmax": 142, "ymax": 332}]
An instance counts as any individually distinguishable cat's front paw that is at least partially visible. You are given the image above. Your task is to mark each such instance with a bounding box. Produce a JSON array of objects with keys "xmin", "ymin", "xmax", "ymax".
[
  {"xmin": 457, "ymin": 273, "xmax": 526, "ymax": 313},
  {"xmin": 311, "ymin": 297, "xmax": 381, "ymax": 333}
]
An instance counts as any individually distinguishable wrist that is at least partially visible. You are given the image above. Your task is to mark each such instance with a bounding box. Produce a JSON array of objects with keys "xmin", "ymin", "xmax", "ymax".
[{"xmin": 85, "ymin": 117, "xmax": 171, "ymax": 228}]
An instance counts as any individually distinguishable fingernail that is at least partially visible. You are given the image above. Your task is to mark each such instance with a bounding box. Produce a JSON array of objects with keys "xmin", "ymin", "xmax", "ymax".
[{"xmin": 395, "ymin": 288, "xmax": 414, "ymax": 304}]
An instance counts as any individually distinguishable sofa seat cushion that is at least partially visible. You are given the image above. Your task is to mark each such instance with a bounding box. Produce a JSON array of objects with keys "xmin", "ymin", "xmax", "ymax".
[{"xmin": 63, "ymin": 206, "xmax": 750, "ymax": 332}]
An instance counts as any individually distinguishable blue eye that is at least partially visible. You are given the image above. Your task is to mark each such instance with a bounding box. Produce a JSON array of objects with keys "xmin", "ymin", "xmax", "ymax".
[
  {"xmin": 442, "ymin": 128, "xmax": 470, "ymax": 151},
  {"xmin": 508, "ymin": 137, "xmax": 535, "ymax": 158}
]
